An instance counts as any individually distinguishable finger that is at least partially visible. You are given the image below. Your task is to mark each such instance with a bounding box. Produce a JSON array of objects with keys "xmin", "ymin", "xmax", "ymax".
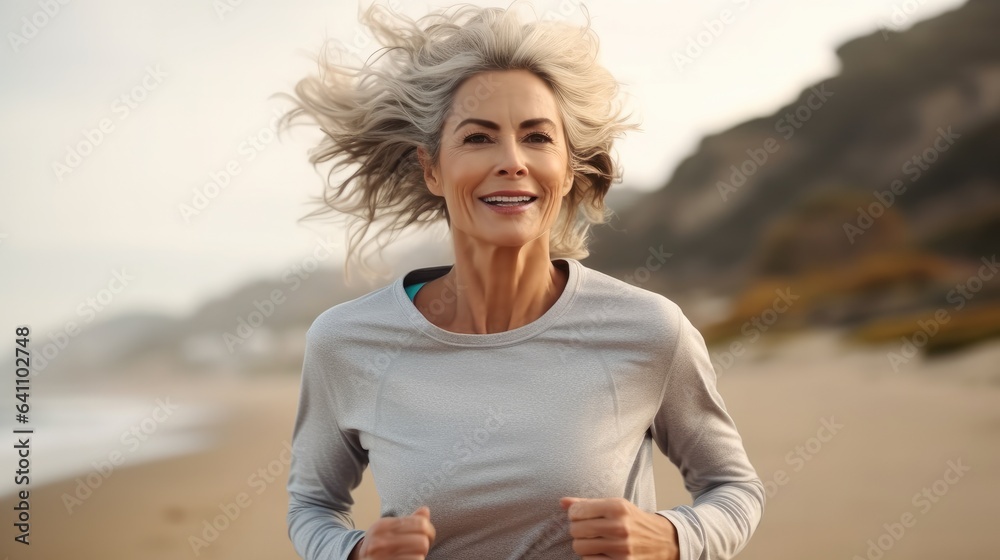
[
  {"xmin": 568, "ymin": 517, "xmax": 620, "ymax": 539},
  {"xmin": 426, "ymin": 516, "xmax": 436, "ymax": 546},
  {"xmin": 560, "ymin": 497, "xmax": 579, "ymax": 510},
  {"xmin": 571, "ymin": 535, "xmax": 616, "ymax": 559},
  {"xmin": 564, "ymin": 498, "xmax": 610, "ymax": 521},
  {"xmin": 412, "ymin": 504, "xmax": 432, "ymax": 542},
  {"xmin": 399, "ymin": 512, "xmax": 436, "ymax": 544},
  {"xmin": 397, "ymin": 531, "xmax": 433, "ymax": 556},
  {"xmin": 397, "ymin": 507, "xmax": 434, "ymax": 547},
  {"xmin": 561, "ymin": 497, "xmax": 589, "ymax": 517},
  {"xmin": 411, "ymin": 505, "xmax": 430, "ymax": 517},
  {"xmin": 365, "ymin": 532, "xmax": 431, "ymax": 556}
]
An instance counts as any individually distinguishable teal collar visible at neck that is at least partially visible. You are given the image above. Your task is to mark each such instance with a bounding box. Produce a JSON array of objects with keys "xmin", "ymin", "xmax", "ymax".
[{"xmin": 404, "ymin": 281, "xmax": 428, "ymax": 302}]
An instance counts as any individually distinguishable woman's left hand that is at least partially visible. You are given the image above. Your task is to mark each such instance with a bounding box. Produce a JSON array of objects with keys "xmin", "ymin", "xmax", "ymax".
[{"xmin": 560, "ymin": 497, "xmax": 680, "ymax": 560}]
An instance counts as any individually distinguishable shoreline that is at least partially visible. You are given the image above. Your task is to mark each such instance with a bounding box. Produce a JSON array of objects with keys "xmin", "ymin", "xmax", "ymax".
[{"xmin": 2, "ymin": 374, "xmax": 315, "ymax": 559}]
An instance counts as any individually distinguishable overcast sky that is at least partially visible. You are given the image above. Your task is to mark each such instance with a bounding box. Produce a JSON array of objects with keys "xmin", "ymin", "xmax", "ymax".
[{"xmin": 1, "ymin": 0, "xmax": 966, "ymax": 335}]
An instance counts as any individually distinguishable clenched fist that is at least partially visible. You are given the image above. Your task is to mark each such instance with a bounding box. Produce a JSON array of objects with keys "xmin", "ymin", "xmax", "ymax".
[
  {"xmin": 350, "ymin": 506, "xmax": 437, "ymax": 560},
  {"xmin": 560, "ymin": 497, "xmax": 680, "ymax": 560}
]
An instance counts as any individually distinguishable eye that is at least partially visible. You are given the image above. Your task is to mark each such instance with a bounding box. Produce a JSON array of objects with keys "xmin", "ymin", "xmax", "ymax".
[
  {"xmin": 524, "ymin": 132, "xmax": 553, "ymax": 143},
  {"xmin": 462, "ymin": 132, "xmax": 492, "ymax": 144}
]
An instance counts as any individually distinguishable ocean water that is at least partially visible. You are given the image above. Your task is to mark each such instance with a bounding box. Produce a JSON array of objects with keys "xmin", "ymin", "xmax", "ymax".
[{"xmin": 1, "ymin": 392, "xmax": 226, "ymax": 499}]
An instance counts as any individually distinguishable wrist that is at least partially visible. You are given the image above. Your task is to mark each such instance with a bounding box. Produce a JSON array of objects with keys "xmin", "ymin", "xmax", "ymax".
[{"xmin": 652, "ymin": 512, "xmax": 680, "ymax": 560}]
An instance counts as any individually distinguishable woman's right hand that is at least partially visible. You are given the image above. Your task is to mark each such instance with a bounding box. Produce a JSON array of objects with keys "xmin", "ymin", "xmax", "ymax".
[{"xmin": 351, "ymin": 506, "xmax": 436, "ymax": 560}]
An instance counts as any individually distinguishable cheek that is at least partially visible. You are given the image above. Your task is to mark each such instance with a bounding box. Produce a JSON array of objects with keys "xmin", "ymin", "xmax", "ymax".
[
  {"xmin": 443, "ymin": 154, "xmax": 488, "ymax": 190},
  {"xmin": 532, "ymin": 152, "xmax": 569, "ymax": 180},
  {"xmin": 539, "ymin": 168, "xmax": 570, "ymax": 196}
]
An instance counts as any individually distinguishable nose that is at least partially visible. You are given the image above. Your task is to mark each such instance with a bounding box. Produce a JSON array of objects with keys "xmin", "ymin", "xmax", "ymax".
[{"xmin": 496, "ymin": 141, "xmax": 527, "ymax": 178}]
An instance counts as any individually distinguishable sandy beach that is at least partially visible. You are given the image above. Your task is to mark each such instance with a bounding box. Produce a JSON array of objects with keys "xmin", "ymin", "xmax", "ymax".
[{"xmin": 4, "ymin": 329, "xmax": 999, "ymax": 559}]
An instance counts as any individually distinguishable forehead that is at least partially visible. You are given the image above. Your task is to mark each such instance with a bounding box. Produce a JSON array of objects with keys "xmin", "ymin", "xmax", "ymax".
[{"xmin": 445, "ymin": 70, "xmax": 562, "ymax": 126}]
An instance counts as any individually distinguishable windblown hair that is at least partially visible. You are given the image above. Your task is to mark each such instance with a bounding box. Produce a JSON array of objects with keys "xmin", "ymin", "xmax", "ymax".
[{"xmin": 274, "ymin": 1, "xmax": 639, "ymax": 285}]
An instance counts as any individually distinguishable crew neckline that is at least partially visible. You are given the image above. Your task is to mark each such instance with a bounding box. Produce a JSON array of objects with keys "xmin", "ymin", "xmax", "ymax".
[{"xmin": 393, "ymin": 258, "xmax": 582, "ymax": 347}]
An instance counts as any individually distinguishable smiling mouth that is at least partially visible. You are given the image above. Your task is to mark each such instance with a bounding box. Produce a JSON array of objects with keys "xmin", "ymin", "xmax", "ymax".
[{"xmin": 479, "ymin": 197, "xmax": 538, "ymax": 207}]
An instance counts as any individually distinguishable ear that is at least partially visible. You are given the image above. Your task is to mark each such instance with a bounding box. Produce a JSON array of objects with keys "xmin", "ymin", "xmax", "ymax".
[
  {"xmin": 417, "ymin": 146, "xmax": 442, "ymax": 196},
  {"xmin": 561, "ymin": 169, "xmax": 574, "ymax": 197}
]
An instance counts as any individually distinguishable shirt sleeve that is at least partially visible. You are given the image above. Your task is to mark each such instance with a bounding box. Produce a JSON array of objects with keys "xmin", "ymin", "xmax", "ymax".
[
  {"xmin": 286, "ymin": 323, "xmax": 368, "ymax": 560},
  {"xmin": 650, "ymin": 306, "xmax": 766, "ymax": 560}
]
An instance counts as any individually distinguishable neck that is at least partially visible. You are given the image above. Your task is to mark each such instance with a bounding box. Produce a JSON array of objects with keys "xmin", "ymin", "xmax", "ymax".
[{"xmin": 433, "ymin": 243, "xmax": 566, "ymax": 335}]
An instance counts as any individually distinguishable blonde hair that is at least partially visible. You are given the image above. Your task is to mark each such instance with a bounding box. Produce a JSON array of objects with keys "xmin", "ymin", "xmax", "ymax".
[{"xmin": 274, "ymin": 1, "xmax": 638, "ymax": 285}]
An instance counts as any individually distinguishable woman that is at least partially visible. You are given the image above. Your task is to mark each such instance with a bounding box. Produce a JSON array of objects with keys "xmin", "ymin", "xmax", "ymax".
[{"xmin": 280, "ymin": 3, "xmax": 764, "ymax": 559}]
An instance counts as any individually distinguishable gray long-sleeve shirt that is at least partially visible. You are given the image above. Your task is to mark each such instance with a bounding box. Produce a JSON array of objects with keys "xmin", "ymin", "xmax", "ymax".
[{"xmin": 286, "ymin": 257, "xmax": 765, "ymax": 560}]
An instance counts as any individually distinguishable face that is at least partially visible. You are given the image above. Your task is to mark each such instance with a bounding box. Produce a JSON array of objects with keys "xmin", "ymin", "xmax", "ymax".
[{"xmin": 418, "ymin": 69, "xmax": 574, "ymax": 249}]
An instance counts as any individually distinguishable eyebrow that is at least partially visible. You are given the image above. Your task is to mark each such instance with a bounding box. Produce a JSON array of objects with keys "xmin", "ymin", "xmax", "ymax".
[{"xmin": 453, "ymin": 117, "xmax": 556, "ymax": 133}]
